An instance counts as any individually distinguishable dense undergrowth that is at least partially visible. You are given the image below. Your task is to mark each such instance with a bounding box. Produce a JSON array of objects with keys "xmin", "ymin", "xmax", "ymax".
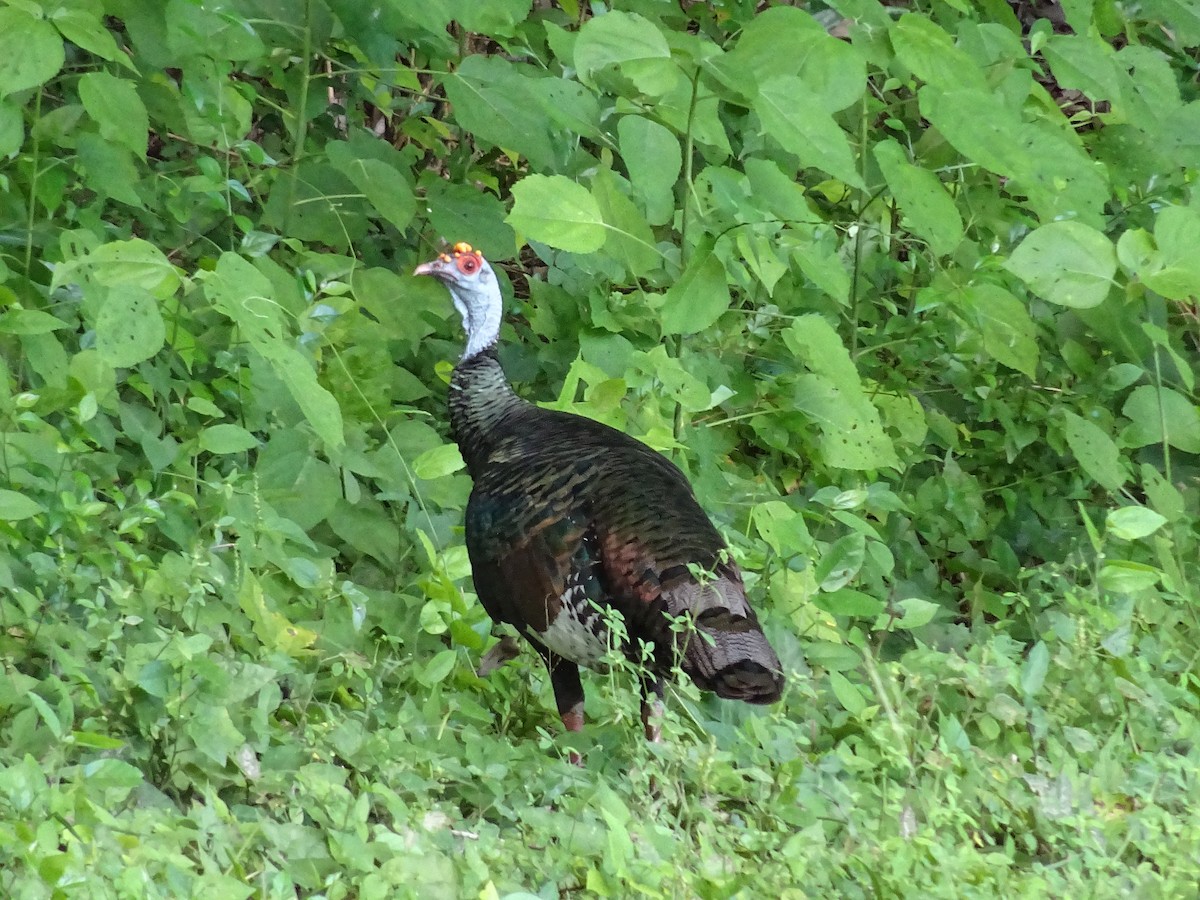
[{"xmin": 1, "ymin": 0, "xmax": 1198, "ymax": 896}]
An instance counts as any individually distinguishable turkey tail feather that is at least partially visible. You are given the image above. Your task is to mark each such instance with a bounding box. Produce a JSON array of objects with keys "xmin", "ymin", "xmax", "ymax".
[{"xmin": 663, "ymin": 577, "xmax": 784, "ymax": 704}]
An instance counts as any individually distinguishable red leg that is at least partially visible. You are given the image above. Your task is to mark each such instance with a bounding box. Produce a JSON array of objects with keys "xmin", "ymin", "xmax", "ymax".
[{"xmin": 545, "ymin": 653, "xmax": 586, "ymax": 765}]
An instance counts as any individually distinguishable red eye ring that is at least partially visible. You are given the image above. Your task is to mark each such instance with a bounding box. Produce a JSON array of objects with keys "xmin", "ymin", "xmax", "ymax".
[{"xmin": 457, "ymin": 255, "xmax": 479, "ymax": 274}]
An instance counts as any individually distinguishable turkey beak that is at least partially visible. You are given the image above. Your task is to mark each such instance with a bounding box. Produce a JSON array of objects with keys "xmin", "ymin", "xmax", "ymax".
[{"xmin": 413, "ymin": 260, "xmax": 441, "ymax": 278}]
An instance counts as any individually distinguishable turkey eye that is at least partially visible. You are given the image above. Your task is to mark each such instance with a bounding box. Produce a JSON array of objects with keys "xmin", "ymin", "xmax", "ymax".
[{"xmin": 458, "ymin": 256, "xmax": 478, "ymax": 274}]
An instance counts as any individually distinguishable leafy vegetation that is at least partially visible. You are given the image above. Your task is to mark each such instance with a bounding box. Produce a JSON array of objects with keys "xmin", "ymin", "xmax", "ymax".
[{"xmin": 1, "ymin": 0, "xmax": 1198, "ymax": 895}]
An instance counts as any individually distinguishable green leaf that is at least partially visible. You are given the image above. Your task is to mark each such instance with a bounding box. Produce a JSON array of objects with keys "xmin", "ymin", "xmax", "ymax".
[
  {"xmin": 1143, "ymin": 206, "xmax": 1200, "ymax": 301},
  {"xmin": 784, "ymin": 316, "xmax": 899, "ymax": 470},
  {"xmin": 891, "ymin": 13, "xmax": 988, "ymax": 92},
  {"xmin": 507, "ymin": 175, "xmax": 606, "ymax": 254},
  {"xmin": 424, "ymin": 177, "xmax": 518, "ymax": 261},
  {"xmin": 199, "ymin": 424, "xmax": 259, "ymax": 454},
  {"xmin": 1020, "ymin": 641, "xmax": 1050, "ymax": 698},
  {"xmin": 256, "ymin": 340, "xmax": 347, "ymax": 451},
  {"xmin": 617, "ymin": 115, "xmax": 680, "ymax": 227},
  {"xmin": 1042, "ymin": 34, "xmax": 1123, "ymax": 103},
  {"xmin": 76, "ymin": 133, "xmax": 142, "ymax": 207},
  {"xmin": 208, "ymin": 254, "xmax": 345, "ymax": 450},
  {"xmin": 814, "ymin": 533, "xmax": 865, "ymax": 592},
  {"xmin": 755, "ymin": 77, "xmax": 865, "ymax": 189},
  {"xmin": 829, "ymin": 671, "xmax": 867, "ymax": 716},
  {"xmin": 1122, "ymin": 386, "xmax": 1200, "ymax": 453},
  {"xmin": 413, "ymin": 444, "xmax": 465, "ymax": 480},
  {"xmin": 57, "ymin": 238, "xmax": 181, "ymax": 298},
  {"xmin": 888, "ymin": 597, "xmax": 940, "ymax": 630},
  {"xmin": 0, "ymin": 99, "xmax": 22, "ymax": 157},
  {"xmin": 0, "ymin": 489, "xmax": 44, "ymax": 521},
  {"xmin": 1006, "ymin": 222, "xmax": 1116, "ymax": 308},
  {"xmin": 187, "ymin": 705, "xmax": 245, "ymax": 766},
  {"xmin": 443, "ymin": 56, "xmax": 558, "ymax": 169},
  {"xmin": 591, "ymin": 169, "xmax": 659, "ymax": 279},
  {"xmin": 0, "ymin": 9, "xmax": 64, "ymax": 97},
  {"xmin": 50, "ymin": 4, "xmax": 125, "ymax": 64},
  {"xmin": 574, "ymin": 10, "xmax": 670, "ymax": 87},
  {"xmin": 751, "ymin": 500, "xmax": 813, "ymax": 557},
  {"xmin": 1062, "ymin": 411, "xmax": 1127, "ymax": 491},
  {"xmin": 0, "ymin": 309, "xmax": 70, "ymax": 334},
  {"xmin": 1097, "ymin": 560, "xmax": 1161, "ymax": 593},
  {"xmin": 814, "ymin": 588, "xmax": 885, "ymax": 618},
  {"xmin": 419, "ymin": 649, "xmax": 458, "ymax": 686},
  {"xmin": 1106, "ymin": 506, "xmax": 1168, "ymax": 541},
  {"xmin": 94, "ymin": 287, "xmax": 165, "ymax": 368},
  {"xmin": 960, "ymin": 284, "xmax": 1039, "ymax": 377},
  {"xmin": 78, "ymin": 71, "xmax": 148, "ymax": 156},
  {"xmin": 712, "ymin": 6, "xmax": 865, "ymax": 111},
  {"xmin": 659, "ymin": 249, "xmax": 730, "ymax": 336},
  {"xmin": 874, "ymin": 140, "xmax": 963, "ymax": 257},
  {"xmin": 326, "ymin": 141, "xmax": 415, "ymax": 232}
]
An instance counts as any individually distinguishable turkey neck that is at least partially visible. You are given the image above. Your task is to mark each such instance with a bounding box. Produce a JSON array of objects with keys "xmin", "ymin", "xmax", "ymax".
[{"xmin": 449, "ymin": 345, "xmax": 524, "ymax": 476}]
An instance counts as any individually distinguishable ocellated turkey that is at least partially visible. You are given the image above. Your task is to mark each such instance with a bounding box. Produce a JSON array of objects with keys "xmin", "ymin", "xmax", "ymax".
[{"xmin": 415, "ymin": 242, "xmax": 784, "ymax": 752}]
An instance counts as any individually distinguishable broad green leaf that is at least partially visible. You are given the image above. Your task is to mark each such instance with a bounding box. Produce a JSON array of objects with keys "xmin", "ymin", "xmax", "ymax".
[
  {"xmin": 0, "ymin": 309, "xmax": 70, "ymax": 334},
  {"xmin": 187, "ymin": 706, "xmax": 245, "ymax": 767},
  {"xmin": 1140, "ymin": 463, "xmax": 1185, "ymax": 522},
  {"xmin": 659, "ymin": 249, "xmax": 730, "ymax": 336},
  {"xmin": 0, "ymin": 99, "xmax": 22, "ymax": 157},
  {"xmin": 751, "ymin": 500, "xmax": 813, "ymax": 557},
  {"xmin": 0, "ymin": 9, "xmax": 64, "ymax": 96},
  {"xmin": 79, "ymin": 72, "xmax": 148, "ymax": 156},
  {"xmin": 200, "ymin": 424, "xmax": 259, "ymax": 454},
  {"xmin": 326, "ymin": 141, "xmax": 415, "ymax": 232},
  {"xmin": 919, "ymin": 87, "xmax": 1023, "ymax": 177},
  {"xmin": 712, "ymin": 6, "xmax": 865, "ymax": 111},
  {"xmin": 892, "ymin": 14, "xmax": 988, "ymax": 92},
  {"xmin": 50, "ymin": 4, "xmax": 125, "ymax": 64},
  {"xmin": 423, "ymin": 176, "xmax": 518, "ymax": 261},
  {"xmin": 1042, "ymin": 34, "xmax": 1123, "ymax": 103},
  {"xmin": 755, "ymin": 77, "xmax": 865, "ymax": 189},
  {"xmin": 94, "ymin": 287, "xmax": 165, "ymax": 368},
  {"xmin": 617, "ymin": 115, "xmax": 680, "ymax": 226},
  {"xmin": 1143, "ymin": 206, "xmax": 1200, "ymax": 300},
  {"xmin": 56, "ymin": 238, "xmax": 181, "ymax": 298},
  {"xmin": 888, "ymin": 597, "xmax": 940, "ymax": 630},
  {"xmin": 574, "ymin": 10, "xmax": 670, "ymax": 87},
  {"xmin": 206, "ymin": 252, "xmax": 282, "ymax": 339},
  {"xmin": 1020, "ymin": 641, "xmax": 1049, "ymax": 698},
  {"xmin": 447, "ymin": 0, "xmax": 530, "ymax": 35},
  {"xmin": 814, "ymin": 533, "xmax": 865, "ymax": 591},
  {"xmin": 815, "ymin": 588, "xmax": 885, "ymax": 618},
  {"xmin": 1122, "ymin": 386, "xmax": 1200, "ymax": 453},
  {"xmin": 960, "ymin": 284, "xmax": 1039, "ymax": 377},
  {"xmin": 829, "ymin": 671, "xmax": 867, "ymax": 716},
  {"xmin": 413, "ymin": 443, "xmax": 465, "ymax": 480},
  {"xmin": 1097, "ymin": 560, "xmax": 1161, "ymax": 593},
  {"xmin": 784, "ymin": 315, "xmax": 899, "ymax": 470},
  {"xmin": 874, "ymin": 140, "xmax": 963, "ymax": 256},
  {"xmin": 786, "ymin": 229, "xmax": 851, "ymax": 305},
  {"xmin": 419, "ymin": 649, "xmax": 458, "ymax": 686},
  {"xmin": 1062, "ymin": 411, "xmax": 1127, "ymax": 491},
  {"xmin": 443, "ymin": 56, "xmax": 558, "ymax": 170},
  {"xmin": 256, "ymin": 340, "xmax": 346, "ymax": 451},
  {"xmin": 1006, "ymin": 222, "xmax": 1116, "ymax": 308},
  {"xmin": 261, "ymin": 163, "xmax": 368, "ymax": 245},
  {"xmin": 591, "ymin": 169, "xmax": 658, "ymax": 279},
  {"xmin": 0, "ymin": 489, "xmax": 44, "ymax": 521},
  {"xmin": 507, "ymin": 175, "xmax": 606, "ymax": 254},
  {"xmin": 76, "ymin": 133, "xmax": 142, "ymax": 207},
  {"xmin": 737, "ymin": 231, "xmax": 787, "ymax": 296},
  {"xmin": 1106, "ymin": 506, "xmax": 1168, "ymax": 541}
]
